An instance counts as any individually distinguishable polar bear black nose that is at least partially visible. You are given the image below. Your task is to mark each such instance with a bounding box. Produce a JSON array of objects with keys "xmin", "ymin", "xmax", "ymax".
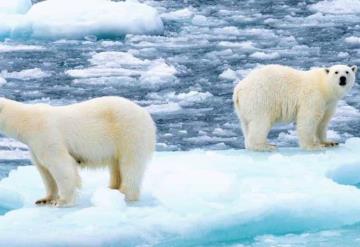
[{"xmin": 339, "ymin": 76, "xmax": 347, "ymax": 86}]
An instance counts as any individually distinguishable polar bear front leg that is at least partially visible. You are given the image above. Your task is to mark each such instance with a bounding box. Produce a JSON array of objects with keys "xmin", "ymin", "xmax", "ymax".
[
  {"xmin": 38, "ymin": 152, "xmax": 81, "ymax": 207},
  {"xmin": 297, "ymin": 107, "xmax": 324, "ymax": 150},
  {"xmin": 317, "ymin": 108, "xmax": 338, "ymax": 147},
  {"xmin": 31, "ymin": 153, "xmax": 59, "ymax": 205}
]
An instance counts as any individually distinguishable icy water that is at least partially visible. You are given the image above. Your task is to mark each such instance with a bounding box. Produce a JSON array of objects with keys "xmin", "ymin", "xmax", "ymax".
[{"xmin": 1, "ymin": 0, "xmax": 360, "ymax": 246}]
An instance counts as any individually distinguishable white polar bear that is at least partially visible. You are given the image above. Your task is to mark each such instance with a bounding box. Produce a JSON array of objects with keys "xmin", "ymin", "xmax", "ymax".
[
  {"xmin": 233, "ymin": 64, "xmax": 357, "ymax": 151},
  {"xmin": 0, "ymin": 96, "xmax": 156, "ymax": 206}
]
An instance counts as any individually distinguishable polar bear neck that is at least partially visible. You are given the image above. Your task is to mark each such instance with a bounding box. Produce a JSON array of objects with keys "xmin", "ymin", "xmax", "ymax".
[
  {"xmin": 0, "ymin": 98, "xmax": 30, "ymax": 143},
  {"xmin": 306, "ymin": 68, "xmax": 339, "ymax": 102}
]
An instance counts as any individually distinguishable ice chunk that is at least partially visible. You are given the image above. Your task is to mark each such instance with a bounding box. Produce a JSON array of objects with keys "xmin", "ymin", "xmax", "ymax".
[
  {"xmin": 250, "ymin": 51, "xmax": 280, "ymax": 60},
  {"xmin": 192, "ymin": 15, "xmax": 208, "ymax": 26},
  {"xmin": 219, "ymin": 68, "xmax": 238, "ymax": 80},
  {"xmin": 89, "ymin": 52, "xmax": 150, "ymax": 67},
  {"xmin": 0, "ymin": 44, "xmax": 45, "ymax": 52},
  {"xmin": 161, "ymin": 8, "xmax": 194, "ymax": 21},
  {"xmin": 310, "ymin": 0, "xmax": 360, "ymax": 14},
  {"xmin": 147, "ymin": 91, "xmax": 213, "ymax": 107},
  {"xmin": 0, "ymin": 76, "xmax": 6, "ymax": 86},
  {"xmin": 1, "ymin": 68, "xmax": 50, "ymax": 80},
  {"xmin": 146, "ymin": 102, "xmax": 182, "ymax": 114},
  {"xmin": 139, "ymin": 59, "xmax": 177, "ymax": 84},
  {"xmin": 66, "ymin": 51, "xmax": 177, "ymax": 85},
  {"xmin": 1, "ymin": 140, "xmax": 360, "ymax": 245},
  {"xmin": 0, "ymin": 0, "xmax": 164, "ymax": 39},
  {"xmin": 345, "ymin": 36, "xmax": 360, "ymax": 45},
  {"xmin": 0, "ymin": 0, "xmax": 31, "ymax": 14}
]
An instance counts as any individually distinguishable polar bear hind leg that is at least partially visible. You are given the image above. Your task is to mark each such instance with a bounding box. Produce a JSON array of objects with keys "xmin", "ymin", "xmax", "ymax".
[
  {"xmin": 119, "ymin": 153, "xmax": 148, "ymax": 202},
  {"xmin": 246, "ymin": 119, "xmax": 276, "ymax": 152},
  {"xmin": 109, "ymin": 160, "xmax": 121, "ymax": 189}
]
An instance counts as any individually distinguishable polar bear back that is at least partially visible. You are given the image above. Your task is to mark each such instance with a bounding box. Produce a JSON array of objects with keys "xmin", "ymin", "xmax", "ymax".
[
  {"xmin": 27, "ymin": 96, "xmax": 156, "ymax": 167},
  {"xmin": 234, "ymin": 65, "xmax": 324, "ymax": 123}
]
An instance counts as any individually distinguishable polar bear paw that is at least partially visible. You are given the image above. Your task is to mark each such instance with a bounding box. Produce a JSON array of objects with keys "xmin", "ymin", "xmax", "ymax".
[
  {"xmin": 322, "ymin": 141, "xmax": 339, "ymax": 147},
  {"xmin": 35, "ymin": 197, "xmax": 72, "ymax": 207},
  {"xmin": 247, "ymin": 143, "xmax": 277, "ymax": 152},
  {"xmin": 302, "ymin": 144, "xmax": 325, "ymax": 151}
]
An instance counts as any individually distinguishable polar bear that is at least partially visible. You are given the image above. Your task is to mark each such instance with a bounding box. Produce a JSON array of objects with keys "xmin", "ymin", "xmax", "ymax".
[
  {"xmin": 0, "ymin": 96, "xmax": 156, "ymax": 206},
  {"xmin": 233, "ymin": 64, "xmax": 357, "ymax": 151}
]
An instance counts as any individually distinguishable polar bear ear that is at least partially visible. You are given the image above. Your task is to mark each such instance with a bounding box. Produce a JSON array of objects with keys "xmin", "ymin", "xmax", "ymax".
[
  {"xmin": 351, "ymin": 65, "xmax": 358, "ymax": 73},
  {"xmin": 325, "ymin": 68, "xmax": 330, "ymax": 74}
]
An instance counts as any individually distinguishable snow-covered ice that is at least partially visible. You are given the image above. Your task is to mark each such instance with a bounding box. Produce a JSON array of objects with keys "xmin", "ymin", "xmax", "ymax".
[
  {"xmin": 1, "ymin": 139, "xmax": 360, "ymax": 246},
  {"xmin": 310, "ymin": 0, "xmax": 360, "ymax": 14},
  {"xmin": 66, "ymin": 51, "xmax": 177, "ymax": 86},
  {"xmin": 0, "ymin": 0, "xmax": 163, "ymax": 39},
  {"xmin": 1, "ymin": 68, "xmax": 50, "ymax": 80},
  {"xmin": 0, "ymin": 0, "xmax": 31, "ymax": 14}
]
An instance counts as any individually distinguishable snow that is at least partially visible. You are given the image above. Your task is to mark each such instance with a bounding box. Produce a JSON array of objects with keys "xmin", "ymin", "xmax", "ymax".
[
  {"xmin": 1, "ymin": 68, "xmax": 50, "ymax": 80},
  {"xmin": 0, "ymin": 44, "xmax": 45, "ymax": 52},
  {"xmin": 345, "ymin": 36, "xmax": 360, "ymax": 45},
  {"xmin": 146, "ymin": 102, "xmax": 182, "ymax": 114},
  {"xmin": 0, "ymin": 77, "xmax": 6, "ymax": 86},
  {"xmin": 67, "ymin": 51, "xmax": 177, "ymax": 86},
  {"xmin": 192, "ymin": 15, "xmax": 208, "ymax": 26},
  {"xmin": 1, "ymin": 139, "xmax": 360, "ymax": 245},
  {"xmin": 250, "ymin": 51, "xmax": 280, "ymax": 60},
  {"xmin": 161, "ymin": 8, "xmax": 194, "ymax": 21},
  {"xmin": 0, "ymin": 0, "xmax": 31, "ymax": 14},
  {"xmin": 219, "ymin": 68, "xmax": 239, "ymax": 81},
  {"xmin": 0, "ymin": 0, "xmax": 164, "ymax": 39},
  {"xmin": 310, "ymin": 0, "xmax": 360, "ymax": 14}
]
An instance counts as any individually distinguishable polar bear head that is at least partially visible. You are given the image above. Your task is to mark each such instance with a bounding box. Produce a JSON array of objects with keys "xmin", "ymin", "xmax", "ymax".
[{"xmin": 325, "ymin": 64, "xmax": 357, "ymax": 98}]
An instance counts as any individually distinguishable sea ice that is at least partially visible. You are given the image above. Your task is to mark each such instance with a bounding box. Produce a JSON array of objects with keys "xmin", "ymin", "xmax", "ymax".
[
  {"xmin": 0, "ymin": 0, "xmax": 164, "ymax": 39},
  {"xmin": 0, "ymin": 77, "xmax": 6, "ymax": 86},
  {"xmin": 1, "ymin": 139, "xmax": 360, "ymax": 246},
  {"xmin": 1, "ymin": 68, "xmax": 50, "ymax": 80},
  {"xmin": 310, "ymin": 0, "xmax": 360, "ymax": 14},
  {"xmin": 67, "ymin": 51, "xmax": 177, "ymax": 86},
  {"xmin": 0, "ymin": 0, "xmax": 31, "ymax": 14}
]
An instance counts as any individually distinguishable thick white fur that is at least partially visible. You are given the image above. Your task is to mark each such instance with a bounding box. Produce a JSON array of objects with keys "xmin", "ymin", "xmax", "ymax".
[
  {"xmin": 0, "ymin": 96, "xmax": 156, "ymax": 206},
  {"xmin": 233, "ymin": 64, "xmax": 357, "ymax": 151}
]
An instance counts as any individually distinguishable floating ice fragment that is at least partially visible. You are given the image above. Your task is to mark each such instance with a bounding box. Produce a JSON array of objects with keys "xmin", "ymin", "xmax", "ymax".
[
  {"xmin": 0, "ymin": 0, "xmax": 31, "ymax": 14},
  {"xmin": 161, "ymin": 8, "xmax": 194, "ymax": 21},
  {"xmin": 310, "ymin": 0, "xmax": 360, "ymax": 14},
  {"xmin": 0, "ymin": 0, "xmax": 164, "ymax": 39},
  {"xmin": 0, "ymin": 77, "xmax": 6, "ymax": 86},
  {"xmin": 250, "ymin": 51, "xmax": 280, "ymax": 60},
  {"xmin": 1, "ymin": 68, "xmax": 50, "ymax": 80},
  {"xmin": 219, "ymin": 68, "xmax": 238, "ymax": 81}
]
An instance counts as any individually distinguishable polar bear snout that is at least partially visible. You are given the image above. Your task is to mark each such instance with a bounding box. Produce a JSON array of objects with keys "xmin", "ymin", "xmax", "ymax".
[{"xmin": 339, "ymin": 76, "xmax": 347, "ymax": 86}]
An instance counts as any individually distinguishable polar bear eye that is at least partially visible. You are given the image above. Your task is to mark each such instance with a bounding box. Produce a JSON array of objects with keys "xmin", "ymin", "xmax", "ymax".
[
  {"xmin": 346, "ymin": 71, "xmax": 349, "ymax": 74},
  {"xmin": 335, "ymin": 71, "xmax": 339, "ymax": 74}
]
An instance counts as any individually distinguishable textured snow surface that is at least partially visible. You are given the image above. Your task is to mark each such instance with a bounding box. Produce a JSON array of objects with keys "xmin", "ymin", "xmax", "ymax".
[{"xmin": 1, "ymin": 139, "xmax": 360, "ymax": 246}]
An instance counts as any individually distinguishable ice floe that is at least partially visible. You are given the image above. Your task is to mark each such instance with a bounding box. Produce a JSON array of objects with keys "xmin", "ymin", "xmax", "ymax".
[
  {"xmin": 0, "ymin": 0, "xmax": 164, "ymax": 40},
  {"xmin": 1, "ymin": 139, "xmax": 360, "ymax": 246}
]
